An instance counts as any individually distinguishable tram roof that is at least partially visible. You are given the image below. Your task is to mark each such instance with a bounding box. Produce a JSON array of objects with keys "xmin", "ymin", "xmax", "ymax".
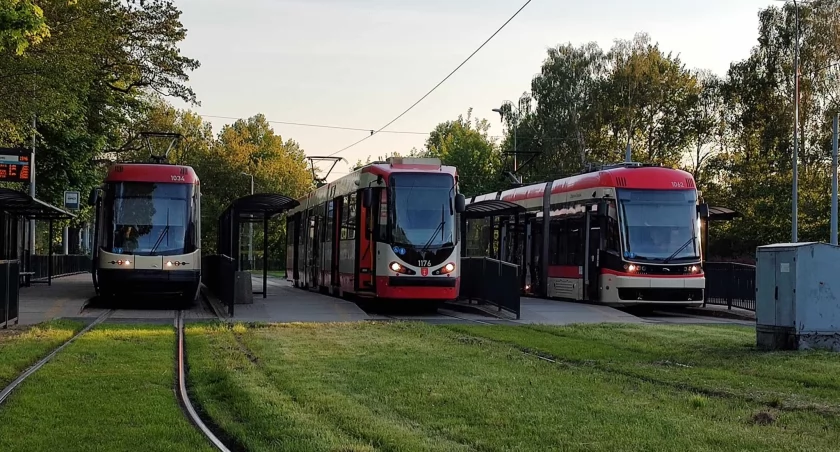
[
  {"xmin": 0, "ymin": 188, "xmax": 75, "ymax": 220},
  {"xmin": 104, "ymin": 162, "xmax": 199, "ymax": 184}
]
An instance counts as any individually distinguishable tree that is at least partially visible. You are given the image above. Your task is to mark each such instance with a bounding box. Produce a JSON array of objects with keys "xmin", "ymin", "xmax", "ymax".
[
  {"xmin": 425, "ymin": 109, "xmax": 505, "ymax": 197},
  {"xmin": 0, "ymin": 0, "xmax": 50, "ymax": 55}
]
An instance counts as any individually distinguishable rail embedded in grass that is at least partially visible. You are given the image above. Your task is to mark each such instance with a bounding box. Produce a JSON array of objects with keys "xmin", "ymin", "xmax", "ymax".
[
  {"xmin": 0, "ymin": 311, "xmax": 112, "ymax": 406},
  {"xmin": 0, "ymin": 320, "xmax": 85, "ymax": 389},
  {"xmin": 448, "ymin": 323, "xmax": 840, "ymax": 414},
  {"xmin": 184, "ymin": 322, "xmax": 840, "ymax": 451},
  {"xmin": 0, "ymin": 322, "xmax": 215, "ymax": 452}
]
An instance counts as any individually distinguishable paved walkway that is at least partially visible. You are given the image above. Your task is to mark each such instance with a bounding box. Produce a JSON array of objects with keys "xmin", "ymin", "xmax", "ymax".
[
  {"xmin": 515, "ymin": 297, "xmax": 644, "ymax": 325},
  {"xmin": 223, "ymin": 276, "xmax": 371, "ymax": 323},
  {"xmin": 17, "ymin": 274, "xmax": 96, "ymax": 325}
]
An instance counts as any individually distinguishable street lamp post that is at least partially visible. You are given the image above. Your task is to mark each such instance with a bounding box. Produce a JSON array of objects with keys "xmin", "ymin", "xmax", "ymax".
[
  {"xmin": 241, "ymin": 172, "xmax": 254, "ymax": 269},
  {"xmin": 792, "ymin": 0, "xmax": 800, "ymax": 243},
  {"xmin": 493, "ymin": 101, "xmax": 520, "ymax": 183}
]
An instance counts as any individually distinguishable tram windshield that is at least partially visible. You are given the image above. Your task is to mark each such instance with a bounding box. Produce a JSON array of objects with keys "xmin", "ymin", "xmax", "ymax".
[
  {"xmin": 108, "ymin": 182, "xmax": 193, "ymax": 256},
  {"xmin": 389, "ymin": 173, "xmax": 457, "ymax": 248},
  {"xmin": 617, "ymin": 189, "xmax": 699, "ymax": 261}
]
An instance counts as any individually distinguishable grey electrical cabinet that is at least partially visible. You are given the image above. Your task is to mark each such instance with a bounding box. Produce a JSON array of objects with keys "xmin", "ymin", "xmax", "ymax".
[{"xmin": 756, "ymin": 242, "xmax": 840, "ymax": 352}]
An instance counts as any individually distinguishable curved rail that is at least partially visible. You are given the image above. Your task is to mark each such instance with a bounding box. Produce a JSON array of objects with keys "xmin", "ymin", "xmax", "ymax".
[
  {"xmin": 0, "ymin": 309, "xmax": 114, "ymax": 406},
  {"xmin": 174, "ymin": 311, "xmax": 231, "ymax": 452}
]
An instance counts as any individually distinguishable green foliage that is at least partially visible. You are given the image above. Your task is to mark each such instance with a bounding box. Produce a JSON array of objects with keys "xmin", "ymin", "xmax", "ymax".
[
  {"xmin": 0, "ymin": 0, "xmax": 50, "ymax": 55},
  {"xmin": 425, "ymin": 108, "xmax": 506, "ymax": 197}
]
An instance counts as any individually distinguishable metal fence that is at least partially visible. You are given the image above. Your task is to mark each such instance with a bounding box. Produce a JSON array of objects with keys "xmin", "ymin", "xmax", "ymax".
[
  {"xmin": 201, "ymin": 254, "xmax": 235, "ymax": 316},
  {"xmin": 30, "ymin": 255, "xmax": 91, "ymax": 280},
  {"xmin": 704, "ymin": 261, "xmax": 756, "ymax": 311},
  {"xmin": 460, "ymin": 256, "xmax": 521, "ymax": 319},
  {"xmin": 1, "ymin": 260, "xmax": 20, "ymax": 328}
]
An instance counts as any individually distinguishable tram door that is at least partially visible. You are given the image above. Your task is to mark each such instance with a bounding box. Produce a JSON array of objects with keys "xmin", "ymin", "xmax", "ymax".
[
  {"xmin": 330, "ymin": 197, "xmax": 341, "ymax": 290},
  {"xmin": 584, "ymin": 210, "xmax": 602, "ymax": 301},
  {"xmin": 529, "ymin": 218, "xmax": 542, "ymax": 295},
  {"xmin": 355, "ymin": 188, "xmax": 376, "ymax": 294},
  {"xmin": 311, "ymin": 215, "xmax": 321, "ymax": 288}
]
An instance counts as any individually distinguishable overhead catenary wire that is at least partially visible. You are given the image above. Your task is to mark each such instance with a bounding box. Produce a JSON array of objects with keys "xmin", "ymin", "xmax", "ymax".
[
  {"xmin": 327, "ymin": 0, "xmax": 535, "ymax": 157},
  {"xmin": 199, "ymin": 114, "xmax": 427, "ymax": 135}
]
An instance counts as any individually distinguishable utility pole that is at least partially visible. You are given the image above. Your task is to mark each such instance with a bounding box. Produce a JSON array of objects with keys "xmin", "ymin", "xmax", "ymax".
[
  {"xmin": 792, "ymin": 0, "xmax": 800, "ymax": 243},
  {"xmin": 30, "ymin": 113, "xmax": 36, "ymax": 255},
  {"xmin": 493, "ymin": 101, "xmax": 521, "ymax": 184},
  {"xmin": 832, "ymin": 114, "xmax": 838, "ymax": 245}
]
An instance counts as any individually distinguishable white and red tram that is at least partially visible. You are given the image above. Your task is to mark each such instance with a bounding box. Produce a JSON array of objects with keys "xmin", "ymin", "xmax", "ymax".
[
  {"xmin": 286, "ymin": 157, "xmax": 466, "ymax": 303},
  {"xmin": 465, "ymin": 163, "xmax": 710, "ymax": 307}
]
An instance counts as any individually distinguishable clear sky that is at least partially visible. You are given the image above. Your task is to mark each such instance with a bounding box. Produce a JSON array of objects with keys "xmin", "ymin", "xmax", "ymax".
[{"xmin": 170, "ymin": 0, "xmax": 777, "ymax": 182}]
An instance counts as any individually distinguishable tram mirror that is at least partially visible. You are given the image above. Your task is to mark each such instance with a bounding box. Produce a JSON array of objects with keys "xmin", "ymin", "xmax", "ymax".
[
  {"xmin": 454, "ymin": 193, "xmax": 466, "ymax": 213},
  {"xmin": 362, "ymin": 188, "xmax": 373, "ymax": 208},
  {"xmin": 697, "ymin": 203, "xmax": 710, "ymax": 218},
  {"xmin": 597, "ymin": 201, "xmax": 608, "ymax": 217}
]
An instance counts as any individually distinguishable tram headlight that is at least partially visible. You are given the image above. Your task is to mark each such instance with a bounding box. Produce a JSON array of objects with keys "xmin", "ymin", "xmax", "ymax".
[
  {"xmin": 433, "ymin": 262, "xmax": 456, "ymax": 275},
  {"xmin": 686, "ymin": 265, "xmax": 700, "ymax": 274},
  {"xmin": 625, "ymin": 264, "xmax": 638, "ymax": 273},
  {"xmin": 166, "ymin": 261, "xmax": 173, "ymax": 267},
  {"xmin": 389, "ymin": 262, "xmax": 416, "ymax": 275}
]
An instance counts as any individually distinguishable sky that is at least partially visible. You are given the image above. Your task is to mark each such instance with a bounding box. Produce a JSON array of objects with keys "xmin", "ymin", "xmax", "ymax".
[{"xmin": 170, "ymin": 0, "xmax": 778, "ymax": 183}]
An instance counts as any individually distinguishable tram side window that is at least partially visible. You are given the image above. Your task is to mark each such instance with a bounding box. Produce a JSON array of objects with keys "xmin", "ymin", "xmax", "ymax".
[
  {"xmin": 347, "ymin": 193, "xmax": 356, "ymax": 240},
  {"xmin": 550, "ymin": 216, "xmax": 585, "ymax": 266},
  {"xmin": 340, "ymin": 196, "xmax": 349, "ymax": 240}
]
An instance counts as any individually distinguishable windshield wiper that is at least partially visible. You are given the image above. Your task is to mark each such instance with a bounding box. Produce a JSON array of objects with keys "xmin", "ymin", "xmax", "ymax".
[
  {"xmin": 149, "ymin": 209, "xmax": 170, "ymax": 255},
  {"xmin": 421, "ymin": 205, "xmax": 446, "ymax": 253},
  {"xmin": 663, "ymin": 236, "xmax": 696, "ymax": 264}
]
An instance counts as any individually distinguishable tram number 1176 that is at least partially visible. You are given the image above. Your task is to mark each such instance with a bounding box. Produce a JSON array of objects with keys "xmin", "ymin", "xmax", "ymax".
[{"xmin": 418, "ymin": 260, "xmax": 431, "ymax": 267}]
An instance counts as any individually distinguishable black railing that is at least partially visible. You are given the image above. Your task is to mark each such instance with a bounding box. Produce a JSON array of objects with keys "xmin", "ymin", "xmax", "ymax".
[
  {"xmin": 704, "ymin": 262, "xmax": 756, "ymax": 311},
  {"xmin": 460, "ymin": 257, "xmax": 521, "ymax": 319},
  {"xmin": 1, "ymin": 260, "xmax": 20, "ymax": 328},
  {"xmin": 30, "ymin": 255, "xmax": 92, "ymax": 280},
  {"xmin": 202, "ymin": 254, "xmax": 235, "ymax": 316}
]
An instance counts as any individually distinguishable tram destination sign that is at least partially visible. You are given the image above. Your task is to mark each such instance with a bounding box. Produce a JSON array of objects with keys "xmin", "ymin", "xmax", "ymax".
[{"xmin": 0, "ymin": 148, "xmax": 31, "ymax": 182}]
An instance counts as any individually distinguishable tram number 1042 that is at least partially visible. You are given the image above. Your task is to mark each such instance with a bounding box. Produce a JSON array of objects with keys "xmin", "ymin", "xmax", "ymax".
[{"xmin": 671, "ymin": 181, "xmax": 687, "ymax": 188}]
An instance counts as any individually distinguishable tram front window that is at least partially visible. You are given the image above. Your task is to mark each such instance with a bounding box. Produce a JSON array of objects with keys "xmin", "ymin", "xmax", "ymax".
[
  {"xmin": 617, "ymin": 189, "xmax": 699, "ymax": 261},
  {"xmin": 109, "ymin": 182, "xmax": 192, "ymax": 256},
  {"xmin": 389, "ymin": 173, "xmax": 457, "ymax": 248}
]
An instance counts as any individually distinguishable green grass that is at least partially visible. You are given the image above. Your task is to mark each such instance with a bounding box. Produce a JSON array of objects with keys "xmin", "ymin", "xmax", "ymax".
[
  {"xmin": 0, "ymin": 324, "xmax": 214, "ymax": 452},
  {"xmin": 0, "ymin": 320, "xmax": 84, "ymax": 388},
  {"xmin": 449, "ymin": 323, "xmax": 840, "ymax": 412},
  {"xmin": 186, "ymin": 322, "xmax": 840, "ymax": 452}
]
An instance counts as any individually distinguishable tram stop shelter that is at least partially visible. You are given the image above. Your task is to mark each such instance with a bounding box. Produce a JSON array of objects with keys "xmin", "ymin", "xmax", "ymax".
[
  {"xmin": 459, "ymin": 199, "xmax": 526, "ymax": 318},
  {"xmin": 212, "ymin": 193, "xmax": 299, "ymax": 313},
  {"xmin": 0, "ymin": 188, "xmax": 75, "ymax": 328}
]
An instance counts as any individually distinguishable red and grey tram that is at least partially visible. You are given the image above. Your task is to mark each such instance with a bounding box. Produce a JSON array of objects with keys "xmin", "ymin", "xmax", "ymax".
[
  {"xmin": 90, "ymin": 163, "xmax": 201, "ymax": 302},
  {"xmin": 286, "ymin": 157, "xmax": 466, "ymax": 302},
  {"xmin": 465, "ymin": 162, "xmax": 710, "ymax": 307}
]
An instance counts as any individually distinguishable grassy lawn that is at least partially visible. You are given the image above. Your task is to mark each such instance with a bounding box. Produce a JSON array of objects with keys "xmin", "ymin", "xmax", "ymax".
[
  {"xmin": 451, "ymin": 323, "xmax": 840, "ymax": 412},
  {"xmin": 0, "ymin": 320, "xmax": 84, "ymax": 389},
  {"xmin": 186, "ymin": 322, "xmax": 840, "ymax": 452},
  {"xmin": 0, "ymin": 324, "xmax": 214, "ymax": 452}
]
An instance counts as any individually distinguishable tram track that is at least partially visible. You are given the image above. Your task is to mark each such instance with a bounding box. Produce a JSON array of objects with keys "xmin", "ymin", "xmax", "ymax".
[
  {"xmin": 0, "ymin": 309, "xmax": 115, "ymax": 407},
  {"xmin": 173, "ymin": 310, "xmax": 234, "ymax": 452}
]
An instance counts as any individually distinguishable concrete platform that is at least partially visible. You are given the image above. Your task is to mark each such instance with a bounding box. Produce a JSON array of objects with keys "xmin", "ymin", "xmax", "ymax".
[
  {"xmin": 218, "ymin": 276, "xmax": 371, "ymax": 323},
  {"xmin": 450, "ymin": 297, "xmax": 645, "ymax": 325},
  {"xmin": 17, "ymin": 274, "xmax": 97, "ymax": 325}
]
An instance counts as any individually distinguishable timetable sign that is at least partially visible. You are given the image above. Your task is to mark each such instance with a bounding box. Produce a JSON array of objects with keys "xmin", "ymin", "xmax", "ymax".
[{"xmin": 0, "ymin": 148, "xmax": 30, "ymax": 182}]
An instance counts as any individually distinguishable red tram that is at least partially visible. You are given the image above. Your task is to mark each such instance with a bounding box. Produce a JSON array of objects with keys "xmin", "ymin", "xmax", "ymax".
[
  {"xmin": 286, "ymin": 157, "xmax": 466, "ymax": 302},
  {"xmin": 465, "ymin": 162, "xmax": 710, "ymax": 307},
  {"xmin": 90, "ymin": 163, "xmax": 202, "ymax": 303}
]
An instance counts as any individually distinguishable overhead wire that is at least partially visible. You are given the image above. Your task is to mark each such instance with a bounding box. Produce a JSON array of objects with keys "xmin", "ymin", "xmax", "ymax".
[
  {"xmin": 199, "ymin": 114, "xmax": 427, "ymax": 135},
  {"xmin": 326, "ymin": 0, "xmax": 535, "ymax": 157}
]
